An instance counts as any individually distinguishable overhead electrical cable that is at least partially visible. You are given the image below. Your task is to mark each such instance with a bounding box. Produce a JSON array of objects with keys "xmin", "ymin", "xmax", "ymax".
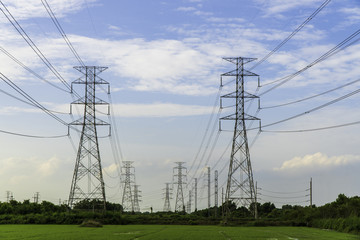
[
  {"xmin": 259, "ymin": 28, "xmax": 360, "ymax": 94},
  {"xmin": 0, "ymin": 1, "xmax": 74, "ymax": 93},
  {"xmin": 250, "ymin": 0, "xmax": 331, "ymax": 70},
  {"xmin": 262, "ymin": 120, "xmax": 360, "ymax": 133},
  {"xmin": 0, "ymin": 88, "xmax": 68, "ymax": 114},
  {"xmin": 0, "ymin": 73, "xmax": 69, "ymax": 126},
  {"xmin": 261, "ymin": 78, "xmax": 360, "ymax": 109},
  {"xmin": 41, "ymin": 0, "xmax": 85, "ymax": 66},
  {"xmin": 0, "ymin": 46, "xmax": 69, "ymax": 92},
  {"xmin": 0, "ymin": 128, "xmax": 67, "ymax": 138},
  {"xmin": 261, "ymin": 87, "xmax": 360, "ymax": 129},
  {"xmin": 188, "ymin": 87, "xmax": 222, "ymax": 175},
  {"xmin": 258, "ymin": 193, "xmax": 308, "ymax": 199},
  {"xmin": 260, "ymin": 188, "xmax": 309, "ymax": 194},
  {"xmin": 187, "ymin": 108, "xmax": 222, "ymax": 185}
]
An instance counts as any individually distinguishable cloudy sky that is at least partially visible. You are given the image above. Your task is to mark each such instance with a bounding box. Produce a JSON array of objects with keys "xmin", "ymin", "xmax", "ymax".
[{"xmin": 0, "ymin": 0, "xmax": 359, "ymax": 211}]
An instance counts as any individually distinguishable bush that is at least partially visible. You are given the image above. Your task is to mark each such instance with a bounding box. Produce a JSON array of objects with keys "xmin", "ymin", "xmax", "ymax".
[{"xmin": 80, "ymin": 219, "xmax": 103, "ymax": 228}]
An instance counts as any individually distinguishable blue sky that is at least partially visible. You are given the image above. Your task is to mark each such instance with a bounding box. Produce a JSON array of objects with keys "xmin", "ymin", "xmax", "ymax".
[{"xmin": 0, "ymin": 0, "xmax": 360, "ymax": 211}]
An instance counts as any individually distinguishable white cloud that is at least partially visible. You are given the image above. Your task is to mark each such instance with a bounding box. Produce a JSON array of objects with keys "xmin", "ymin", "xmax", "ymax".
[
  {"xmin": 0, "ymin": 0, "xmax": 98, "ymax": 20},
  {"xmin": 38, "ymin": 156, "xmax": 60, "ymax": 176},
  {"xmin": 103, "ymin": 163, "xmax": 119, "ymax": 174},
  {"xmin": 338, "ymin": 7, "xmax": 360, "ymax": 26},
  {"xmin": 176, "ymin": 7, "xmax": 196, "ymax": 12},
  {"xmin": 274, "ymin": 152, "xmax": 360, "ymax": 171},
  {"xmin": 206, "ymin": 17, "xmax": 245, "ymax": 23},
  {"xmin": 255, "ymin": 0, "xmax": 324, "ymax": 17}
]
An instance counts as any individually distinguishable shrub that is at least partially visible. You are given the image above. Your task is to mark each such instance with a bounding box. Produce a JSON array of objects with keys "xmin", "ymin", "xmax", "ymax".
[{"xmin": 79, "ymin": 219, "xmax": 103, "ymax": 228}]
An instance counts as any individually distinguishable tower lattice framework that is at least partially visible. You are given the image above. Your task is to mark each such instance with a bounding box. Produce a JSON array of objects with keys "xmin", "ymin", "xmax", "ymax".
[
  {"xmin": 68, "ymin": 66, "xmax": 109, "ymax": 210},
  {"xmin": 121, "ymin": 161, "xmax": 135, "ymax": 212},
  {"xmin": 214, "ymin": 170, "xmax": 218, "ymax": 208},
  {"xmin": 220, "ymin": 57, "xmax": 260, "ymax": 216},
  {"xmin": 163, "ymin": 182, "xmax": 172, "ymax": 212},
  {"xmin": 133, "ymin": 184, "xmax": 141, "ymax": 212},
  {"xmin": 173, "ymin": 162, "xmax": 186, "ymax": 212}
]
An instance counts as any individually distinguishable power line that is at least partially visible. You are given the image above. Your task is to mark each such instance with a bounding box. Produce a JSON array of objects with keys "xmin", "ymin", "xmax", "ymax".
[
  {"xmin": 41, "ymin": 0, "xmax": 85, "ymax": 66},
  {"xmin": 0, "ymin": 46, "xmax": 69, "ymax": 92},
  {"xmin": 261, "ymin": 78, "xmax": 360, "ymax": 109},
  {"xmin": 0, "ymin": 88, "xmax": 69, "ymax": 115},
  {"xmin": 259, "ymin": 28, "xmax": 360, "ymax": 93},
  {"xmin": 260, "ymin": 188, "xmax": 309, "ymax": 194},
  {"xmin": 258, "ymin": 193, "xmax": 308, "ymax": 199},
  {"xmin": 0, "ymin": 1, "xmax": 73, "ymax": 92},
  {"xmin": 261, "ymin": 87, "xmax": 360, "ymax": 129},
  {"xmin": 250, "ymin": 0, "xmax": 331, "ymax": 70},
  {"xmin": 0, "ymin": 129, "xmax": 67, "ymax": 138},
  {"xmin": 0, "ymin": 73, "xmax": 69, "ymax": 126},
  {"xmin": 188, "ymin": 87, "xmax": 222, "ymax": 175},
  {"xmin": 262, "ymin": 120, "xmax": 360, "ymax": 133}
]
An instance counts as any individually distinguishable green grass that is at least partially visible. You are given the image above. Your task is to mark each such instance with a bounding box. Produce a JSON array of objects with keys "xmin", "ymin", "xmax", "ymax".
[{"xmin": 0, "ymin": 225, "xmax": 358, "ymax": 240}]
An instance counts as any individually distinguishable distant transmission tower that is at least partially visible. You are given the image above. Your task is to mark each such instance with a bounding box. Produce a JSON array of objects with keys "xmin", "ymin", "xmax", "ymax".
[
  {"xmin": 33, "ymin": 192, "xmax": 40, "ymax": 204},
  {"xmin": 133, "ymin": 184, "xmax": 141, "ymax": 212},
  {"xmin": 220, "ymin": 57, "xmax": 260, "ymax": 217},
  {"xmin": 214, "ymin": 170, "xmax": 218, "ymax": 212},
  {"xmin": 121, "ymin": 161, "xmax": 135, "ymax": 212},
  {"xmin": 173, "ymin": 162, "xmax": 187, "ymax": 212},
  {"xmin": 68, "ymin": 66, "xmax": 109, "ymax": 210},
  {"xmin": 214, "ymin": 170, "xmax": 218, "ymax": 208},
  {"xmin": 194, "ymin": 178, "xmax": 198, "ymax": 211},
  {"xmin": 187, "ymin": 190, "xmax": 192, "ymax": 213},
  {"xmin": 163, "ymin": 182, "xmax": 172, "ymax": 212},
  {"xmin": 207, "ymin": 167, "xmax": 211, "ymax": 209}
]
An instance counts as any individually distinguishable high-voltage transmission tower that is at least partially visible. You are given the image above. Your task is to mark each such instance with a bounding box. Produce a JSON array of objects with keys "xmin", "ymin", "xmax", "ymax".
[
  {"xmin": 194, "ymin": 178, "xmax": 198, "ymax": 211},
  {"xmin": 187, "ymin": 190, "xmax": 192, "ymax": 213},
  {"xmin": 173, "ymin": 162, "xmax": 187, "ymax": 212},
  {"xmin": 207, "ymin": 167, "xmax": 211, "ymax": 209},
  {"xmin": 214, "ymin": 170, "xmax": 219, "ymax": 213},
  {"xmin": 220, "ymin": 57, "xmax": 260, "ymax": 217},
  {"xmin": 121, "ymin": 161, "xmax": 135, "ymax": 212},
  {"xmin": 68, "ymin": 66, "xmax": 109, "ymax": 210},
  {"xmin": 163, "ymin": 182, "xmax": 172, "ymax": 212},
  {"xmin": 133, "ymin": 185, "xmax": 141, "ymax": 212}
]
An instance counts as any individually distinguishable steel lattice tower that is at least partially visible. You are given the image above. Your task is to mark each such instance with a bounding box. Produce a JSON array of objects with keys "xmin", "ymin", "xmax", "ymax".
[
  {"xmin": 214, "ymin": 170, "xmax": 219, "ymax": 217},
  {"xmin": 187, "ymin": 190, "xmax": 192, "ymax": 213},
  {"xmin": 194, "ymin": 178, "xmax": 197, "ymax": 211},
  {"xmin": 173, "ymin": 162, "xmax": 186, "ymax": 212},
  {"xmin": 207, "ymin": 167, "xmax": 211, "ymax": 209},
  {"xmin": 121, "ymin": 161, "xmax": 135, "ymax": 212},
  {"xmin": 133, "ymin": 185, "xmax": 141, "ymax": 212},
  {"xmin": 163, "ymin": 182, "xmax": 172, "ymax": 212},
  {"xmin": 214, "ymin": 170, "xmax": 218, "ymax": 208},
  {"xmin": 220, "ymin": 57, "xmax": 260, "ymax": 216},
  {"xmin": 68, "ymin": 66, "xmax": 109, "ymax": 210}
]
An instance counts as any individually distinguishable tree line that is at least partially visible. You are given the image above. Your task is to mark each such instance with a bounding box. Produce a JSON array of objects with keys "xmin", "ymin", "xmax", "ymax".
[{"xmin": 0, "ymin": 194, "xmax": 359, "ymax": 234}]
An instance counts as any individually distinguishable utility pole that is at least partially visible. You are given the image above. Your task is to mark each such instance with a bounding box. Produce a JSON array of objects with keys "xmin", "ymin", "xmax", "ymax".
[
  {"xmin": 207, "ymin": 167, "xmax": 211, "ymax": 209},
  {"xmin": 68, "ymin": 66, "xmax": 109, "ymax": 210},
  {"xmin": 220, "ymin": 57, "xmax": 260, "ymax": 218},
  {"xmin": 215, "ymin": 170, "xmax": 218, "ymax": 217},
  {"xmin": 122, "ymin": 161, "xmax": 135, "ymax": 212},
  {"xmin": 310, "ymin": 177, "xmax": 313, "ymax": 208},
  {"xmin": 194, "ymin": 178, "xmax": 197, "ymax": 211},
  {"xmin": 133, "ymin": 185, "xmax": 141, "ymax": 212},
  {"xmin": 173, "ymin": 162, "xmax": 186, "ymax": 212},
  {"xmin": 163, "ymin": 183, "xmax": 172, "ymax": 212}
]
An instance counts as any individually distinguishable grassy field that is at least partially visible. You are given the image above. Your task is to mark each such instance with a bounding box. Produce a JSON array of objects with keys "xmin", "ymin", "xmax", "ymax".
[{"xmin": 0, "ymin": 225, "xmax": 358, "ymax": 240}]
